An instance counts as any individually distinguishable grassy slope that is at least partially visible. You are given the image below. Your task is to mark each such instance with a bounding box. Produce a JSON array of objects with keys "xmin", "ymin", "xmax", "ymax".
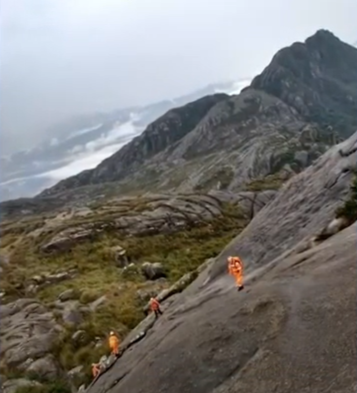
[{"xmin": 0, "ymin": 197, "xmax": 247, "ymax": 391}]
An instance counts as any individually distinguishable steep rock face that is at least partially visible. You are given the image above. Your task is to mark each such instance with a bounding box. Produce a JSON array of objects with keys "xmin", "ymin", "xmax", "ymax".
[
  {"xmin": 250, "ymin": 29, "xmax": 357, "ymax": 136},
  {"xmin": 206, "ymin": 130, "xmax": 357, "ymax": 281},
  {"xmin": 86, "ymin": 133, "xmax": 357, "ymax": 393}
]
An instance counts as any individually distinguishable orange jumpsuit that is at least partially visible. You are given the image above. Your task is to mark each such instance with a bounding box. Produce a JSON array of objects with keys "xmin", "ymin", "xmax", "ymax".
[
  {"xmin": 228, "ymin": 256, "xmax": 244, "ymax": 289},
  {"xmin": 108, "ymin": 334, "xmax": 120, "ymax": 355},
  {"xmin": 150, "ymin": 297, "xmax": 163, "ymax": 318}
]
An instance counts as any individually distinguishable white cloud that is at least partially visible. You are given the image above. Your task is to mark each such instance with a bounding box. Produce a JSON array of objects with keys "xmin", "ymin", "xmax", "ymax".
[
  {"xmin": 66, "ymin": 123, "xmax": 103, "ymax": 141},
  {"xmin": 216, "ymin": 79, "xmax": 251, "ymax": 96},
  {"xmin": 38, "ymin": 143, "xmax": 124, "ymax": 180},
  {"xmin": 36, "ymin": 117, "xmax": 144, "ymax": 180}
]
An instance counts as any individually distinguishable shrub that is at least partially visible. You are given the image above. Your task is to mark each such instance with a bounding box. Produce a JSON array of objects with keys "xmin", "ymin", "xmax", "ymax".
[
  {"xmin": 15, "ymin": 380, "xmax": 71, "ymax": 393},
  {"xmin": 195, "ymin": 167, "xmax": 234, "ymax": 191},
  {"xmin": 244, "ymin": 173, "xmax": 285, "ymax": 191},
  {"xmin": 335, "ymin": 176, "xmax": 357, "ymax": 223}
]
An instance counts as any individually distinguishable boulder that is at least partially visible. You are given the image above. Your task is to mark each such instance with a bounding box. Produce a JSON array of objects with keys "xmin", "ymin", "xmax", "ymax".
[
  {"xmin": 46, "ymin": 271, "xmax": 72, "ymax": 284},
  {"xmin": 89, "ymin": 295, "xmax": 107, "ymax": 312},
  {"xmin": 110, "ymin": 245, "xmax": 129, "ymax": 268},
  {"xmin": 98, "ymin": 355, "xmax": 112, "ymax": 369},
  {"xmin": 294, "ymin": 150, "xmax": 309, "ymax": 167},
  {"xmin": 58, "ymin": 288, "xmax": 78, "ymax": 302},
  {"xmin": 141, "ymin": 262, "xmax": 167, "ymax": 280},
  {"xmin": 25, "ymin": 284, "xmax": 39, "ymax": 295},
  {"xmin": 2, "ymin": 379, "xmax": 42, "ymax": 393},
  {"xmin": 30, "ymin": 274, "xmax": 45, "ymax": 285},
  {"xmin": 29, "ymin": 270, "xmax": 76, "ymax": 288},
  {"xmin": 26, "ymin": 354, "xmax": 60, "ymax": 379},
  {"xmin": 71, "ymin": 330, "xmax": 88, "ymax": 345},
  {"xmin": 67, "ymin": 365, "xmax": 85, "ymax": 380},
  {"xmin": 41, "ymin": 227, "xmax": 95, "ymax": 253},
  {"xmin": 62, "ymin": 304, "xmax": 83, "ymax": 325},
  {"xmin": 0, "ymin": 299, "xmax": 61, "ymax": 369}
]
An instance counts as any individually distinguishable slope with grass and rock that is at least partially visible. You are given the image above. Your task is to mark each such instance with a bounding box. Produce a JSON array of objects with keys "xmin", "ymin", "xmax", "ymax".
[
  {"xmin": 1, "ymin": 191, "xmax": 273, "ymax": 393},
  {"xmin": 1, "ymin": 29, "xmax": 357, "ymax": 393}
]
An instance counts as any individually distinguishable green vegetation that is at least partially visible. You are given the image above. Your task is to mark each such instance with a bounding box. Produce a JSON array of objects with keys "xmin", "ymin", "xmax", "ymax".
[
  {"xmin": 271, "ymin": 150, "xmax": 296, "ymax": 173},
  {"xmin": 194, "ymin": 167, "xmax": 234, "ymax": 192},
  {"xmin": 1, "ymin": 197, "xmax": 247, "ymax": 391},
  {"xmin": 243, "ymin": 172, "xmax": 287, "ymax": 191},
  {"xmin": 15, "ymin": 380, "xmax": 71, "ymax": 393},
  {"xmin": 335, "ymin": 175, "xmax": 357, "ymax": 223}
]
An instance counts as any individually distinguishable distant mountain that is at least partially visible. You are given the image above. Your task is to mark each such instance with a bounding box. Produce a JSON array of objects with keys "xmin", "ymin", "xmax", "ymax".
[
  {"xmin": 38, "ymin": 29, "xmax": 357, "ymax": 202},
  {"xmin": 0, "ymin": 80, "xmax": 249, "ymax": 201}
]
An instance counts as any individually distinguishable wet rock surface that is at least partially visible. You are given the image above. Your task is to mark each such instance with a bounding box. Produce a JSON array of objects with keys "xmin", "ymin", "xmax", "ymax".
[{"xmin": 86, "ymin": 134, "xmax": 357, "ymax": 393}]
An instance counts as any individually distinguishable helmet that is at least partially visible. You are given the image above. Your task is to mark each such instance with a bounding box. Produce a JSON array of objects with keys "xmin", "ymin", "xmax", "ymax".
[
  {"xmin": 110, "ymin": 331, "xmax": 115, "ymax": 336},
  {"xmin": 227, "ymin": 256, "xmax": 233, "ymax": 263}
]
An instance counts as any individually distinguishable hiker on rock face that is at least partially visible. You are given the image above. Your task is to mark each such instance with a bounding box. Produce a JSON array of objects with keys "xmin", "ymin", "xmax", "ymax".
[
  {"xmin": 108, "ymin": 331, "xmax": 120, "ymax": 356},
  {"xmin": 228, "ymin": 256, "xmax": 244, "ymax": 291},
  {"xmin": 92, "ymin": 363, "xmax": 101, "ymax": 378},
  {"xmin": 150, "ymin": 297, "xmax": 163, "ymax": 318}
]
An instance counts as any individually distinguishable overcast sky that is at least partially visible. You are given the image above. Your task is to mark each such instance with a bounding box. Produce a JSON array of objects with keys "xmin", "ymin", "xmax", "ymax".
[{"xmin": 1, "ymin": 0, "xmax": 356, "ymax": 153}]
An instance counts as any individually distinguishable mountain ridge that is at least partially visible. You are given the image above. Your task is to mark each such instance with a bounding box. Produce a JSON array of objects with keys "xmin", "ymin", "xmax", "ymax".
[
  {"xmin": 0, "ymin": 81, "xmax": 246, "ymax": 201},
  {"xmin": 36, "ymin": 29, "xmax": 357, "ymax": 202}
]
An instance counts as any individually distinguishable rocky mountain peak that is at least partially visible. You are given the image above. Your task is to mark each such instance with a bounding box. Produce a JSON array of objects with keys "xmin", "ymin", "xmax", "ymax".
[
  {"xmin": 306, "ymin": 28, "xmax": 339, "ymax": 43},
  {"xmin": 250, "ymin": 30, "xmax": 357, "ymax": 136}
]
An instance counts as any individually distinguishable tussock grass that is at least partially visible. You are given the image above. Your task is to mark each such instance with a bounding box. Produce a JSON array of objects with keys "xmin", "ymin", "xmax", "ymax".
[
  {"xmin": 1, "ymin": 199, "xmax": 247, "ymax": 389},
  {"xmin": 335, "ymin": 175, "xmax": 357, "ymax": 224},
  {"xmin": 243, "ymin": 172, "xmax": 287, "ymax": 191}
]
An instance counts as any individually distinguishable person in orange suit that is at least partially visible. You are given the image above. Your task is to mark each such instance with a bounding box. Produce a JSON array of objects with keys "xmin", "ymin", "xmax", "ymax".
[
  {"xmin": 92, "ymin": 363, "xmax": 101, "ymax": 378},
  {"xmin": 108, "ymin": 331, "xmax": 120, "ymax": 356},
  {"xmin": 150, "ymin": 297, "xmax": 163, "ymax": 319},
  {"xmin": 228, "ymin": 256, "xmax": 244, "ymax": 291}
]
